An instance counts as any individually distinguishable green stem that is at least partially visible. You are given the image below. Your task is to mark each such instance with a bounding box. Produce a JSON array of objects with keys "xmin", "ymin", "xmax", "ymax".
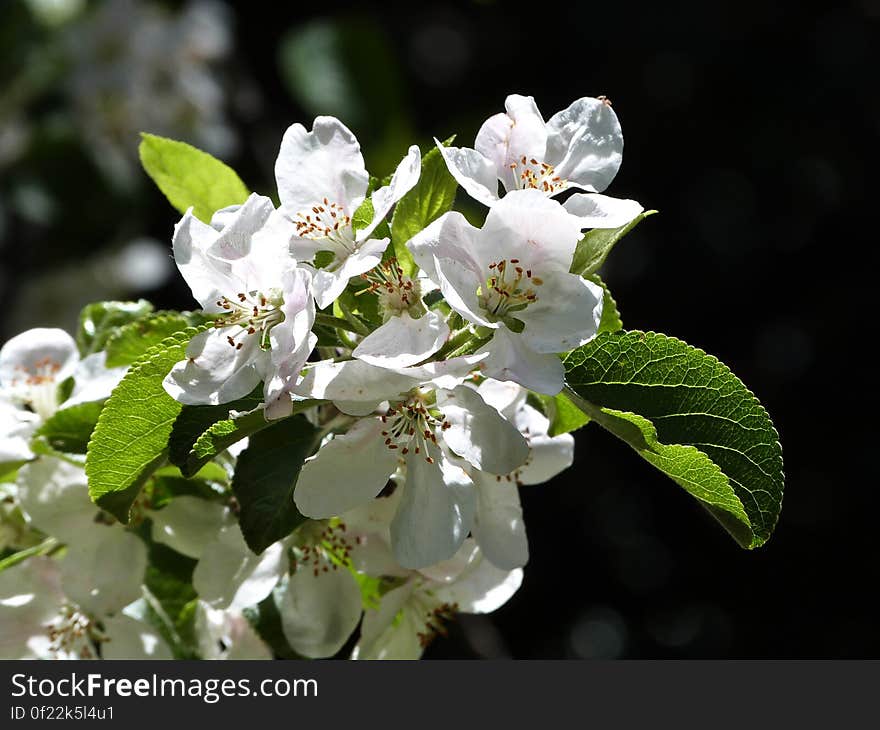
[
  {"xmin": 445, "ymin": 333, "xmax": 493, "ymax": 360},
  {"xmin": 314, "ymin": 313, "xmax": 363, "ymax": 335},
  {"xmin": 0, "ymin": 537, "xmax": 60, "ymax": 573},
  {"xmin": 429, "ymin": 327, "xmax": 475, "ymax": 362},
  {"xmin": 336, "ymin": 299, "xmax": 371, "ymax": 337}
]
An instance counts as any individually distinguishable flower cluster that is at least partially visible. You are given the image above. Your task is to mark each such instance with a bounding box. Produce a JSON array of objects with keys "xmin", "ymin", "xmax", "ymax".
[{"xmin": 0, "ymin": 94, "xmax": 642, "ymax": 658}]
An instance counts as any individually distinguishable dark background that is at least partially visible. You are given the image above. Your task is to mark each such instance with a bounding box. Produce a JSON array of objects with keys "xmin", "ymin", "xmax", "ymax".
[{"xmin": 1, "ymin": 0, "xmax": 875, "ymax": 657}]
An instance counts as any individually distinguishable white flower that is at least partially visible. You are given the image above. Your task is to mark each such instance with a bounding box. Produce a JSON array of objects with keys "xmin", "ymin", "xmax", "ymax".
[
  {"xmin": 16, "ymin": 458, "xmax": 98, "ymax": 545},
  {"xmin": 293, "ymin": 382, "xmax": 529, "ymax": 569},
  {"xmin": 0, "ymin": 556, "xmax": 170, "ymax": 660},
  {"xmin": 192, "ymin": 522, "xmax": 287, "ymax": 613},
  {"xmin": 259, "ymin": 116, "xmax": 420, "ymax": 309},
  {"xmin": 163, "ymin": 193, "xmax": 316, "ymax": 418},
  {"xmin": 0, "ymin": 327, "xmax": 126, "ymax": 423},
  {"xmin": 351, "ymin": 258, "xmax": 450, "ymax": 369},
  {"xmin": 15, "ymin": 457, "xmax": 149, "ymax": 616},
  {"xmin": 462, "ymin": 380, "xmax": 575, "ymax": 570},
  {"xmin": 408, "ymin": 189, "xmax": 604, "ymax": 394},
  {"xmin": 436, "ymin": 94, "xmax": 642, "ymax": 227},
  {"xmin": 353, "ymin": 538, "xmax": 522, "ymax": 660},
  {"xmin": 0, "ymin": 398, "xmax": 39, "ymax": 466}
]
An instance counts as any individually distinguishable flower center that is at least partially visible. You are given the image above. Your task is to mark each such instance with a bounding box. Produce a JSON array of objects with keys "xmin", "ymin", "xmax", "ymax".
[
  {"xmin": 292, "ymin": 521, "xmax": 353, "ymax": 577},
  {"xmin": 213, "ymin": 289, "xmax": 284, "ymax": 350},
  {"xmin": 380, "ymin": 395, "xmax": 451, "ymax": 463},
  {"xmin": 509, "ymin": 155, "xmax": 567, "ymax": 193},
  {"xmin": 46, "ymin": 604, "xmax": 103, "ymax": 659},
  {"xmin": 10, "ymin": 357, "xmax": 62, "ymax": 420},
  {"xmin": 477, "ymin": 259, "xmax": 542, "ymax": 319},
  {"xmin": 293, "ymin": 198, "xmax": 355, "ymax": 250},
  {"xmin": 359, "ymin": 258, "xmax": 421, "ymax": 317},
  {"xmin": 411, "ymin": 592, "xmax": 458, "ymax": 648}
]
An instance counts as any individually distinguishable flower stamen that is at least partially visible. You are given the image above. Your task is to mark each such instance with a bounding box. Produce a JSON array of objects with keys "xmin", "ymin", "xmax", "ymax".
[
  {"xmin": 478, "ymin": 259, "xmax": 541, "ymax": 319},
  {"xmin": 508, "ymin": 155, "xmax": 567, "ymax": 193},
  {"xmin": 213, "ymin": 290, "xmax": 284, "ymax": 350}
]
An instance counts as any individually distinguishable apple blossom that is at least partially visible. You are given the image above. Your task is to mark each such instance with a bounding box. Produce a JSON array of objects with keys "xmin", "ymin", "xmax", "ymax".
[
  {"xmin": 163, "ymin": 193, "xmax": 317, "ymax": 418},
  {"xmin": 0, "ymin": 554, "xmax": 168, "ymax": 660},
  {"xmin": 408, "ymin": 189, "xmax": 604, "ymax": 394},
  {"xmin": 436, "ymin": 93, "xmax": 643, "ymax": 229},
  {"xmin": 258, "ymin": 116, "xmax": 421, "ymax": 309}
]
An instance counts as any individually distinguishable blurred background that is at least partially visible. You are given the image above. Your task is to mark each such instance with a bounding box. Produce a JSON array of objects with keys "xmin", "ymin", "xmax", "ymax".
[{"xmin": 1, "ymin": 0, "xmax": 875, "ymax": 657}]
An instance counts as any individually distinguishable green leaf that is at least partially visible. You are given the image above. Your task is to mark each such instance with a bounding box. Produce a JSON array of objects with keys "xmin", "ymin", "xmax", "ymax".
[
  {"xmin": 390, "ymin": 137, "xmax": 457, "ymax": 275},
  {"xmin": 570, "ymin": 210, "xmax": 657, "ymax": 277},
  {"xmin": 104, "ymin": 312, "xmax": 195, "ymax": 368},
  {"xmin": 231, "ymin": 415, "xmax": 319, "ymax": 554},
  {"xmin": 351, "ymin": 197, "xmax": 374, "ymax": 233},
  {"xmin": 138, "ymin": 133, "xmax": 250, "ymax": 223},
  {"xmin": 86, "ymin": 328, "xmax": 202, "ymax": 523},
  {"xmin": 76, "ymin": 300, "xmax": 153, "ymax": 356},
  {"xmin": 168, "ymin": 387, "xmax": 264, "ymax": 477},
  {"xmin": 351, "ymin": 196, "xmax": 391, "ymax": 244},
  {"xmin": 535, "ymin": 392, "xmax": 591, "ymax": 437},
  {"xmin": 35, "ymin": 401, "xmax": 103, "ymax": 454},
  {"xmin": 564, "ymin": 331, "xmax": 783, "ymax": 548},
  {"xmin": 589, "ymin": 274, "xmax": 623, "ymax": 335}
]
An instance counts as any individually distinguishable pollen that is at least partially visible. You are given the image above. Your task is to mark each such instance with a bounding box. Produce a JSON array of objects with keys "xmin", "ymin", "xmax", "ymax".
[
  {"xmin": 478, "ymin": 258, "xmax": 540, "ymax": 318},
  {"xmin": 509, "ymin": 156, "xmax": 567, "ymax": 193}
]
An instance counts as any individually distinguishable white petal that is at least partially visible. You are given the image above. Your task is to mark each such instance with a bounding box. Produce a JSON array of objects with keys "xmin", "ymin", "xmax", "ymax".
[
  {"xmin": 563, "ymin": 192, "xmax": 644, "ymax": 229},
  {"xmin": 476, "ymin": 95, "xmax": 547, "ymax": 193},
  {"xmin": 63, "ymin": 351, "xmax": 127, "ymax": 408},
  {"xmin": 172, "ymin": 209, "xmax": 232, "ymax": 311},
  {"xmin": 61, "ymin": 528, "xmax": 147, "ymax": 616},
  {"xmin": 437, "ymin": 385, "xmax": 529, "ymax": 474},
  {"xmin": 391, "ymin": 447, "xmax": 475, "ymax": 569},
  {"xmin": 101, "ymin": 614, "xmax": 173, "ymax": 659},
  {"xmin": 482, "ymin": 326, "xmax": 565, "ymax": 395},
  {"xmin": 264, "ymin": 268, "xmax": 316, "ymax": 412},
  {"xmin": 417, "ymin": 539, "xmax": 479, "ymax": 583},
  {"xmin": 275, "ymin": 116, "xmax": 368, "ymax": 215},
  {"xmin": 480, "ymin": 189, "xmax": 583, "ymax": 272},
  {"xmin": 476, "ymin": 378, "xmax": 526, "ymax": 420},
  {"xmin": 195, "ymin": 603, "xmax": 272, "ymax": 660},
  {"xmin": 0, "ymin": 557, "xmax": 65, "ymax": 659},
  {"xmin": 519, "ymin": 431, "xmax": 575, "ymax": 485},
  {"xmin": 518, "ymin": 272, "xmax": 603, "ymax": 353},
  {"xmin": 312, "ymin": 237, "xmax": 389, "ymax": 309},
  {"xmin": 545, "ymin": 96, "xmax": 624, "ymax": 193},
  {"xmin": 434, "ymin": 554, "xmax": 523, "ymax": 614},
  {"xmin": 294, "ymin": 418, "xmax": 397, "ymax": 518},
  {"xmin": 406, "ymin": 211, "xmax": 481, "ymax": 283},
  {"xmin": 434, "ymin": 256, "xmax": 496, "ymax": 328},
  {"xmin": 17, "ymin": 458, "xmax": 96, "ymax": 543},
  {"xmin": 193, "ymin": 525, "xmax": 285, "ymax": 611},
  {"xmin": 0, "ymin": 328, "xmax": 79, "ymax": 388},
  {"xmin": 163, "ymin": 329, "xmax": 262, "ymax": 406},
  {"xmin": 472, "ymin": 472, "xmax": 529, "ymax": 570},
  {"xmin": 207, "ymin": 194, "xmax": 288, "ymax": 292},
  {"xmin": 341, "ymin": 490, "xmax": 403, "ymax": 577},
  {"xmin": 295, "ymin": 358, "xmax": 416, "ymax": 405},
  {"xmin": 206, "ymin": 193, "xmax": 275, "ymax": 262},
  {"xmin": 399, "ymin": 352, "xmax": 489, "ymax": 391},
  {"xmin": 435, "ymin": 140, "xmax": 499, "ymax": 207},
  {"xmin": 357, "ymin": 145, "xmax": 421, "ymax": 241},
  {"xmin": 279, "ymin": 566, "xmax": 362, "ymax": 658},
  {"xmin": 0, "ymin": 400, "xmax": 36, "ymax": 463},
  {"xmin": 149, "ymin": 497, "xmax": 227, "ymax": 559},
  {"xmin": 354, "ymin": 310, "xmax": 449, "ymax": 368},
  {"xmin": 352, "ymin": 582, "xmax": 424, "ymax": 660}
]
